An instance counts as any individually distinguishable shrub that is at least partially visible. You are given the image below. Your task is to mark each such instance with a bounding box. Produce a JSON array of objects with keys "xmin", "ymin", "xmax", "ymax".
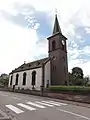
[{"xmin": 49, "ymin": 86, "xmax": 90, "ymax": 94}]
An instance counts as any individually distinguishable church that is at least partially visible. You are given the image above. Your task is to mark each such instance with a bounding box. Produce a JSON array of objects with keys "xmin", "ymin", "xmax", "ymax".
[{"xmin": 8, "ymin": 14, "xmax": 69, "ymax": 90}]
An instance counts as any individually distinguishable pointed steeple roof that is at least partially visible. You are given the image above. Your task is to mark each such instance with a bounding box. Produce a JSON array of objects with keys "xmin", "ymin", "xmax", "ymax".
[{"xmin": 53, "ymin": 14, "xmax": 62, "ymax": 34}]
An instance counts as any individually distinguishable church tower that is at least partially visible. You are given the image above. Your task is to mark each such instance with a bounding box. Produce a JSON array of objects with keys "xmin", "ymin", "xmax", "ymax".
[{"xmin": 47, "ymin": 14, "xmax": 69, "ymax": 85}]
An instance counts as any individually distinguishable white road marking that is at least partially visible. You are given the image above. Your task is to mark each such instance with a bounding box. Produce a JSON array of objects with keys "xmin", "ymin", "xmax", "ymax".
[
  {"xmin": 5, "ymin": 105, "xmax": 24, "ymax": 114},
  {"xmin": 17, "ymin": 103, "xmax": 36, "ymax": 111},
  {"xmin": 49, "ymin": 101, "xmax": 67, "ymax": 106},
  {"xmin": 42, "ymin": 101, "xmax": 61, "ymax": 106},
  {"xmin": 27, "ymin": 101, "xmax": 46, "ymax": 108},
  {"xmin": 57, "ymin": 108, "xmax": 90, "ymax": 120},
  {"xmin": 12, "ymin": 97, "xmax": 21, "ymax": 100},
  {"xmin": 35, "ymin": 101, "xmax": 54, "ymax": 107},
  {"xmin": 1, "ymin": 94, "xmax": 8, "ymax": 96}
]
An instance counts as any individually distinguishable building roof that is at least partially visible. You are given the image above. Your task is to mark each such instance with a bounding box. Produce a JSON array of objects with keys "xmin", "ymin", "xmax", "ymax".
[{"xmin": 10, "ymin": 57, "xmax": 49, "ymax": 74}]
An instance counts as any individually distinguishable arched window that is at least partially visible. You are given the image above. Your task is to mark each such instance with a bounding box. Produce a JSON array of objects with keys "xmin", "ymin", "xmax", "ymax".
[
  {"xmin": 31, "ymin": 71, "xmax": 36, "ymax": 88},
  {"xmin": 15, "ymin": 74, "xmax": 19, "ymax": 85},
  {"xmin": 10, "ymin": 75, "xmax": 12, "ymax": 86},
  {"xmin": 22, "ymin": 72, "xmax": 26, "ymax": 85},
  {"xmin": 52, "ymin": 40, "xmax": 56, "ymax": 50}
]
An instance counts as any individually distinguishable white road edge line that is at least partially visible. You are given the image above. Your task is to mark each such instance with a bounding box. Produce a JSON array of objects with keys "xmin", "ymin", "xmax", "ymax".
[
  {"xmin": 57, "ymin": 108, "xmax": 90, "ymax": 120},
  {"xmin": 12, "ymin": 97, "xmax": 21, "ymax": 100},
  {"xmin": 6, "ymin": 105, "xmax": 24, "ymax": 114}
]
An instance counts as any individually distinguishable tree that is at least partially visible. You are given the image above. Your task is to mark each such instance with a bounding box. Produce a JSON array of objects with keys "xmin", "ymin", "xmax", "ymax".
[
  {"xmin": 72, "ymin": 67, "xmax": 84, "ymax": 79},
  {"xmin": 83, "ymin": 76, "xmax": 89, "ymax": 86},
  {"xmin": 68, "ymin": 67, "xmax": 89, "ymax": 86},
  {"xmin": 0, "ymin": 74, "xmax": 9, "ymax": 87}
]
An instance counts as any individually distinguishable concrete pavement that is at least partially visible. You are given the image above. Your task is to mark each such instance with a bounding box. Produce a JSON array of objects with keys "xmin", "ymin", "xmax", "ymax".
[{"xmin": 0, "ymin": 91, "xmax": 90, "ymax": 120}]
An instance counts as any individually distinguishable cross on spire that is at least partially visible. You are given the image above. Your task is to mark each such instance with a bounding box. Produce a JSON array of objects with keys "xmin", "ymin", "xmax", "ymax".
[{"xmin": 55, "ymin": 8, "xmax": 57, "ymax": 15}]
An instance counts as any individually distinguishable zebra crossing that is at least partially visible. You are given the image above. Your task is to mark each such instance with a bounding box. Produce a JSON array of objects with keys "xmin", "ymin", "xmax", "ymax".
[
  {"xmin": 5, "ymin": 105, "xmax": 24, "ymax": 114},
  {"xmin": 5, "ymin": 100, "xmax": 68, "ymax": 114}
]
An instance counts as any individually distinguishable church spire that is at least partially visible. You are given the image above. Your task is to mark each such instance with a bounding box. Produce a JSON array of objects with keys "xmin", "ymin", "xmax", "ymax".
[{"xmin": 53, "ymin": 14, "xmax": 62, "ymax": 34}]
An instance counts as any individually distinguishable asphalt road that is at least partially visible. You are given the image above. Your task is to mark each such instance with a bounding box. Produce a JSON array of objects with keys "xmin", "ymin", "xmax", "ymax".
[{"xmin": 0, "ymin": 91, "xmax": 90, "ymax": 120}]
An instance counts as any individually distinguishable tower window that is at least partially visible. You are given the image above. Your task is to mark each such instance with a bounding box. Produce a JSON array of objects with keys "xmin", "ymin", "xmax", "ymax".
[
  {"xmin": 52, "ymin": 40, "xmax": 56, "ymax": 50},
  {"xmin": 22, "ymin": 72, "xmax": 27, "ymax": 85}
]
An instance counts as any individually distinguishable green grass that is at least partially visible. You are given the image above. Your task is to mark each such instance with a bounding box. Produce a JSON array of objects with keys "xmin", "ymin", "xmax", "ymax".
[{"xmin": 48, "ymin": 86, "xmax": 90, "ymax": 93}]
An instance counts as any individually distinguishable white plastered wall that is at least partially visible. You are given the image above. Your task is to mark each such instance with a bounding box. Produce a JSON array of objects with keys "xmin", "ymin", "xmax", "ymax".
[{"xmin": 8, "ymin": 67, "xmax": 42, "ymax": 90}]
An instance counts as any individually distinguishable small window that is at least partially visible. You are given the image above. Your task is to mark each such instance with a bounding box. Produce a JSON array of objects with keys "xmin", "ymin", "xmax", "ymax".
[{"xmin": 52, "ymin": 40, "xmax": 56, "ymax": 50}]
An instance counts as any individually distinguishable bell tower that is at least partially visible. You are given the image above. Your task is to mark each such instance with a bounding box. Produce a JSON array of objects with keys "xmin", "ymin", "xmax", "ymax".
[{"xmin": 47, "ymin": 14, "xmax": 69, "ymax": 85}]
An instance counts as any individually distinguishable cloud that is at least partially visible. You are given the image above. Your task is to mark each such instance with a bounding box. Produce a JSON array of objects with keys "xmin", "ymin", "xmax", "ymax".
[
  {"xmin": 0, "ymin": 17, "xmax": 38, "ymax": 73},
  {"xmin": 82, "ymin": 46, "xmax": 90, "ymax": 55},
  {"xmin": 0, "ymin": 0, "xmax": 90, "ymax": 76},
  {"xmin": 85, "ymin": 28, "xmax": 90, "ymax": 34}
]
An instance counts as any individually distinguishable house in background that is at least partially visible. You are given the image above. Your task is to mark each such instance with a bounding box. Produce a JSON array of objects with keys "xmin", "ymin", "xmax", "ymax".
[{"xmin": 8, "ymin": 14, "xmax": 69, "ymax": 90}]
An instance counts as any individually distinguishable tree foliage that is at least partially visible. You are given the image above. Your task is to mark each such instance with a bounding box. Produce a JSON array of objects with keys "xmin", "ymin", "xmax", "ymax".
[
  {"xmin": 69, "ymin": 67, "xmax": 89, "ymax": 86},
  {"xmin": 72, "ymin": 67, "xmax": 84, "ymax": 79},
  {"xmin": 0, "ymin": 74, "xmax": 9, "ymax": 87}
]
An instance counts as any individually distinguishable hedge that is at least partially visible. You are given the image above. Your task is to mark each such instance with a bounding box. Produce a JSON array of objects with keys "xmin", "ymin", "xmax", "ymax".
[{"xmin": 48, "ymin": 86, "xmax": 90, "ymax": 94}]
